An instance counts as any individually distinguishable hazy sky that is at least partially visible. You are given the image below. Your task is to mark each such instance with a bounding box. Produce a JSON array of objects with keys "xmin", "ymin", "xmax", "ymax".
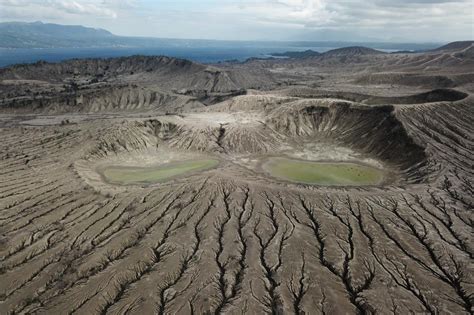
[{"xmin": 1, "ymin": 0, "xmax": 473, "ymax": 42}]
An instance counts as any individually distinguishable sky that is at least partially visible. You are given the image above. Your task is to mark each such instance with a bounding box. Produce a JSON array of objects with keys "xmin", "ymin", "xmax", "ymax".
[{"xmin": 0, "ymin": 0, "xmax": 473, "ymax": 42}]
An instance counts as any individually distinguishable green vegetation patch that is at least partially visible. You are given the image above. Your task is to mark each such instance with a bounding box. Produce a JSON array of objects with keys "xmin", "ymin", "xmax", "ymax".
[
  {"xmin": 102, "ymin": 159, "xmax": 219, "ymax": 185},
  {"xmin": 263, "ymin": 157, "xmax": 384, "ymax": 186}
]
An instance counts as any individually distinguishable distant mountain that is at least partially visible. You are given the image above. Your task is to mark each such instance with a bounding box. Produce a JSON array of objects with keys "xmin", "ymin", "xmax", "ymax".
[
  {"xmin": 0, "ymin": 21, "xmax": 119, "ymax": 48},
  {"xmin": 0, "ymin": 21, "xmax": 201, "ymax": 49},
  {"xmin": 322, "ymin": 46, "xmax": 385, "ymax": 57},
  {"xmin": 270, "ymin": 50, "xmax": 321, "ymax": 59},
  {"xmin": 432, "ymin": 41, "xmax": 474, "ymax": 52}
]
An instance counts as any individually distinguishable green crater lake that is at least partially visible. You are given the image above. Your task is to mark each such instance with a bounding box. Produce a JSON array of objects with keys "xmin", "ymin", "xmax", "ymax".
[
  {"xmin": 102, "ymin": 159, "xmax": 219, "ymax": 185},
  {"xmin": 263, "ymin": 157, "xmax": 384, "ymax": 186}
]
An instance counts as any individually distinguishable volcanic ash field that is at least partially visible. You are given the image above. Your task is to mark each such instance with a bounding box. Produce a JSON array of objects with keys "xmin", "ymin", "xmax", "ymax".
[{"xmin": 0, "ymin": 43, "xmax": 473, "ymax": 314}]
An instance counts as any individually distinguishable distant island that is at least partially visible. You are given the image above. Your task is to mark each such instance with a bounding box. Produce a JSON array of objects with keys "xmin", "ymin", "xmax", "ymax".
[
  {"xmin": 270, "ymin": 50, "xmax": 321, "ymax": 58},
  {"xmin": 269, "ymin": 47, "xmax": 389, "ymax": 59}
]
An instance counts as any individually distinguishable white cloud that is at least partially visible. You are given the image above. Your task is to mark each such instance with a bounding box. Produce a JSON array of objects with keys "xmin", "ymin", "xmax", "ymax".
[
  {"xmin": 0, "ymin": 0, "xmax": 119, "ymax": 19},
  {"xmin": 53, "ymin": 1, "xmax": 117, "ymax": 18},
  {"xmin": 229, "ymin": 0, "xmax": 472, "ymax": 29},
  {"xmin": 0, "ymin": 0, "xmax": 472, "ymax": 41}
]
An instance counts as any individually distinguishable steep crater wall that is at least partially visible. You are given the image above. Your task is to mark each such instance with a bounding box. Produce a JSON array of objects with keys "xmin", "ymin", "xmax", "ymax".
[
  {"xmin": 266, "ymin": 101, "xmax": 428, "ymax": 181},
  {"xmin": 274, "ymin": 88, "xmax": 468, "ymax": 105}
]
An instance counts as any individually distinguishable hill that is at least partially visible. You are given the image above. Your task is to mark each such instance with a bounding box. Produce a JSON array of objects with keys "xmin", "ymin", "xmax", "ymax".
[
  {"xmin": 432, "ymin": 41, "xmax": 474, "ymax": 52},
  {"xmin": 322, "ymin": 46, "xmax": 385, "ymax": 57}
]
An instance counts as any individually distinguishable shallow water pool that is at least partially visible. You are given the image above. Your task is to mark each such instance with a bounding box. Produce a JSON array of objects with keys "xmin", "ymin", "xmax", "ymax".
[
  {"xmin": 101, "ymin": 159, "xmax": 219, "ymax": 185},
  {"xmin": 262, "ymin": 157, "xmax": 384, "ymax": 186}
]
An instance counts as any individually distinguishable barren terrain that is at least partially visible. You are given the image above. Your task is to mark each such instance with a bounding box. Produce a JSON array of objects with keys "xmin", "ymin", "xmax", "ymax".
[{"xmin": 0, "ymin": 42, "xmax": 473, "ymax": 314}]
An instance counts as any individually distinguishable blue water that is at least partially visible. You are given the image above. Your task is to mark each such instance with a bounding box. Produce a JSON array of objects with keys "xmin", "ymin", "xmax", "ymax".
[
  {"xmin": 0, "ymin": 46, "xmax": 331, "ymax": 67},
  {"xmin": 0, "ymin": 42, "xmax": 439, "ymax": 67}
]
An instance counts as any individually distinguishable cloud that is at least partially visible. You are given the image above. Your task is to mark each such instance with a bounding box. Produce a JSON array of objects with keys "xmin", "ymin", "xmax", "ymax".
[
  {"xmin": 218, "ymin": 0, "xmax": 473, "ymax": 40},
  {"xmin": 53, "ymin": 1, "xmax": 117, "ymax": 18},
  {"xmin": 0, "ymin": 0, "xmax": 472, "ymax": 41},
  {"xmin": 0, "ymin": 0, "xmax": 119, "ymax": 19},
  {"xmin": 230, "ymin": 0, "xmax": 472, "ymax": 28},
  {"xmin": 0, "ymin": 0, "xmax": 31, "ymax": 6}
]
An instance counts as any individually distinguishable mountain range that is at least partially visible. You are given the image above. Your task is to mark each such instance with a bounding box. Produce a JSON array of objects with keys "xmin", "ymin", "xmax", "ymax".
[{"xmin": 0, "ymin": 21, "xmax": 119, "ymax": 48}]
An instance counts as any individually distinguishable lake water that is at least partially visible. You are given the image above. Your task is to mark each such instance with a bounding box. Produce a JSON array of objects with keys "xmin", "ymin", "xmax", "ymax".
[
  {"xmin": 101, "ymin": 159, "xmax": 219, "ymax": 185},
  {"xmin": 262, "ymin": 157, "xmax": 385, "ymax": 186},
  {"xmin": 0, "ymin": 42, "xmax": 439, "ymax": 67}
]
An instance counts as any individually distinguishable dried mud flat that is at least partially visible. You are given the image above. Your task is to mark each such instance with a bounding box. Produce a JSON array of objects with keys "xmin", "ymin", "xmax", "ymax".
[{"xmin": 0, "ymin": 43, "xmax": 473, "ymax": 314}]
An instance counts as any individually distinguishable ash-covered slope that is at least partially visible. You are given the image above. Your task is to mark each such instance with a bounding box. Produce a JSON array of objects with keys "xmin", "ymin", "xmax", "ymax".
[
  {"xmin": 0, "ymin": 56, "xmax": 203, "ymax": 85},
  {"xmin": 262, "ymin": 41, "xmax": 473, "ymax": 68},
  {"xmin": 432, "ymin": 41, "xmax": 474, "ymax": 52},
  {"xmin": 1, "ymin": 41, "xmax": 472, "ymax": 115},
  {"xmin": 0, "ymin": 85, "xmax": 202, "ymax": 114},
  {"xmin": 246, "ymin": 41, "xmax": 474, "ymax": 91},
  {"xmin": 0, "ymin": 55, "xmax": 278, "ymax": 113},
  {"xmin": 0, "ymin": 55, "xmax": 277, "ymax": 92}
]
